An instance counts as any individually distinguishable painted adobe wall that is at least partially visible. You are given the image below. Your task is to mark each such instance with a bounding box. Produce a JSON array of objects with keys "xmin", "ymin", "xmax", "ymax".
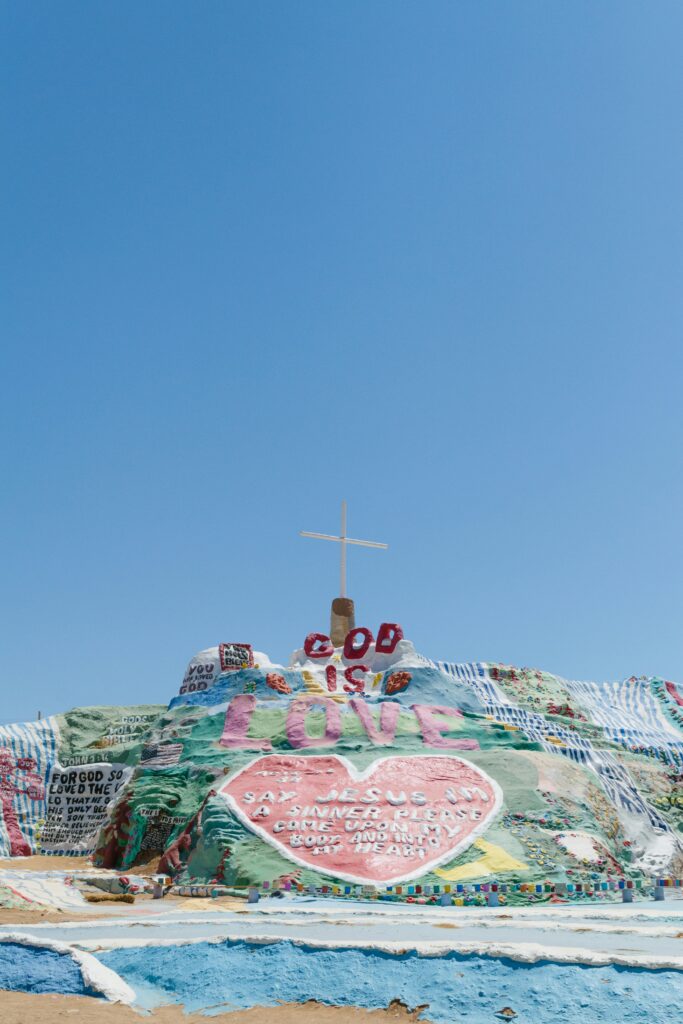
[{"xmin": 0, "ymin": 705, "xmax": 163, "ymax": 857}]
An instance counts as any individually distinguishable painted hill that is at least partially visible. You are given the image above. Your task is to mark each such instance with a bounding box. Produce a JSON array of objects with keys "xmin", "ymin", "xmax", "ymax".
[{"xmin": 2, "ymin": 627, "xmax": 682, "ymax": 893}]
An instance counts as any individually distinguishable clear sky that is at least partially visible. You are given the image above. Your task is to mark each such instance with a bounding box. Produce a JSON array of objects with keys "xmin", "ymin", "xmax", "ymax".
[{"xmin": 2, "ymin": 2, "xmax": 682, "ymax": 723}]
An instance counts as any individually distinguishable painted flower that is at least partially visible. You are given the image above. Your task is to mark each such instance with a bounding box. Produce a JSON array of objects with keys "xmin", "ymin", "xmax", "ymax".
[
  {"xmin": 266, "ymin": 672, "xmax": 292, "ymax": 695},
  {"xmin": 384, "ymin": 671, "xmax": 412, "ymax": 695}
]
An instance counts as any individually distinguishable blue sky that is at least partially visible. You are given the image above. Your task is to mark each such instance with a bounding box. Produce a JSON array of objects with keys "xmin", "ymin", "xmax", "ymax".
[{"xmin": 1, "ymin": 3, "xmax": 682, "ymax": 722}]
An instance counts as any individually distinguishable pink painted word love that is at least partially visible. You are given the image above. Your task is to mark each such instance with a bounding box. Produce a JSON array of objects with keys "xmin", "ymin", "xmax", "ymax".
[
  {"xmin": 220, "ymin": 695, "xmax": 480, "ymax": 752},
  {"xmin": 220, "ymin": 753, "xmax": 502, "ymax": 885}
]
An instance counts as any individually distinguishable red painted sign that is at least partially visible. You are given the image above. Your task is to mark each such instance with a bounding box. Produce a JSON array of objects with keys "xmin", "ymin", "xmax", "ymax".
[
  {"xmin": 220, "ymin": 753, "xmax": 501, "ymax": 885},
  {"xmin": 0, "ymin": 748, "xmax": 44, "ymax": 857}
]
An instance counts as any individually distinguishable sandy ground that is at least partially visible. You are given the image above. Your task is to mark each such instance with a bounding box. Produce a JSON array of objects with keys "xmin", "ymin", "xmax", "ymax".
[
  {"xmin": 0, "ymin": 894, "xmax": 245, "ymax": 924},
  {"xmin": 0, "ymin": 993, "xmax": 432, "ymax": 1023},
  {"xmin": 0, "ymin": 856, "xmax": 95, "ymax": 871},
  {"xmin": 0, "ymin": 853, "xmax": 175, "ymax": 922},
  {"xmin": 0, "ymin": 907, "xmax": 104, "ymax": 925},
  {"xmin": 0, "ymin": 854, "xmax": 163, "ymax": 874}
]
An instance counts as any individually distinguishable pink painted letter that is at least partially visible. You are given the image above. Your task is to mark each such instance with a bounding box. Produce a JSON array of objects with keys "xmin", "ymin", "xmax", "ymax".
[
  {"xmin": 350, "ymin": 698, "xmax": 401, "ymax": 745},
  {"xmin": 411, "ymin": 703, "xmax": 479, "ymax": 750},
  {"xmin": 287, "ymin": 695, "xmax": 342, "ymax": 749},
  {"xmin": 220, "ymin": 694, "xmax": 272, "ymax": 750}
]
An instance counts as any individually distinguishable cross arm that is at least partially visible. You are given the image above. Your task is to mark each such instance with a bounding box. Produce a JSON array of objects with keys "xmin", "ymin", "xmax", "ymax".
[
  {"xmin": 300, "ymin": 531, "xmax": 387, "ymax": 549},
  {"xmin": 345, "ymin": 537, "xmax": 388, "ymax": 549},
  {"xmin": 299, "ymin": 531, "xmax": 342, "ymax": 543}
]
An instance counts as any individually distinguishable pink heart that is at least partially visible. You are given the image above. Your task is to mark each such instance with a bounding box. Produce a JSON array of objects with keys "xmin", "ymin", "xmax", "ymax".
[{"xmin": 220, "ymin": 753, "xmax": 502, "ymax": 885}]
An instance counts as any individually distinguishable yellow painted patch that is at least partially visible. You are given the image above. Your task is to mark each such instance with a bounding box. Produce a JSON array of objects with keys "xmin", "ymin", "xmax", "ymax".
[
  {"xmin": 435, "ymin": 838, "xmax": 529, "ymax": 882},
  {"xmin": 301, "ymin": 670, "xmax": 347, "ymax": 703}
]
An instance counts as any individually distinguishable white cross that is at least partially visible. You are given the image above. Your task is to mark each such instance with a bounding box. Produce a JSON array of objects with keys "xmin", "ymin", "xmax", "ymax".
[{"xmin": 300, "ymin": 500, "xmax": 388, "ymax": 598}]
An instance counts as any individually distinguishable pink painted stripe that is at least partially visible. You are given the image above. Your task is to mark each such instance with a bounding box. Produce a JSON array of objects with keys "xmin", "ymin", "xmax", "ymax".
[{"xmin": 665, "ymin": 681, "xmax": 683, "ymax": 707}]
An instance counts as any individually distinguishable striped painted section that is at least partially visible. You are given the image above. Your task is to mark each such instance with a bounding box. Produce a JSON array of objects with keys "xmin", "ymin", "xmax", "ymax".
[
  {"xmin": 0, "ymin": 717, "xmax": 60, "ymax": 857},
  {"xmin": 140, "ymin": 743, "xmax": 184, "ymax": 768},
  {"xmin": 564, "ymin": 677, "xmax": 683, "ymax": 757},
  {"xmin": 427, "ymin": 660, "xmax": 670, "ymax": 833},
  {"xmin": 429, "ymin": 660, "xmax": 500, "ymax": 703}
]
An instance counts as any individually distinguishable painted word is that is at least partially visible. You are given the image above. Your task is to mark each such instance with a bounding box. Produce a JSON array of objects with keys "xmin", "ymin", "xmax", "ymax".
[{"xmin": 221, "ymin": 753, "xmax": 502, "ymax": 885}]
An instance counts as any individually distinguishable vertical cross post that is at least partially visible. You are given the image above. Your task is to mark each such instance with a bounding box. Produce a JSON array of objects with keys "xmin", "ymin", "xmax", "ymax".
[
  {"xmin": 340, "ymin": 500, "xmax": 347, "ymax": 597},
  {"xmin": 300, "ymin": 503, "xmax": 388, "ymax": 646}
]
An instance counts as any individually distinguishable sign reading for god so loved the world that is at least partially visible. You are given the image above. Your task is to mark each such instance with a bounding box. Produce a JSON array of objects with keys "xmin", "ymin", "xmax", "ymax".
[{"xmin": 220, "ymin": 753, "xmax": 502, "ymax": 885}]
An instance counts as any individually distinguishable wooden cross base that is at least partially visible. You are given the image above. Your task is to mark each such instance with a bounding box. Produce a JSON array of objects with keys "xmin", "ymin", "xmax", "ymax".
[{"xmin": 330, "ymin": 597, "xmax": 355, "ymax": 648}]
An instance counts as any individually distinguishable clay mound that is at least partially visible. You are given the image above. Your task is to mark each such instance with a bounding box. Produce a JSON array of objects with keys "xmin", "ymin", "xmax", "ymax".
[{"xmin": 2, "ymin": 636, "xmax": 682, "ymax": 893}]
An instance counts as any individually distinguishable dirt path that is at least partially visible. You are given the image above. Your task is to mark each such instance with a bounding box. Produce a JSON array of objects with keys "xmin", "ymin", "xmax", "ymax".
[
  {"xmin": 0, "ymin": 993, "xmax": 433, "ymax": 1023},
  {"xmin": 0, "ymin": 856, "xmax": 95, "ymax": 872},
  {"xmin": 0, "ymin": 854, "xmax": 164, "ymax": 874},
  {"xmin": 0, "ymin": 907, "xmax": 104, "ymax": 925}
]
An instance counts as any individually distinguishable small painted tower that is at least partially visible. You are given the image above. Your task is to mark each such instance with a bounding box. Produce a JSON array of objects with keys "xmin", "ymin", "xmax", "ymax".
[{"xmin": 330, "ymin": 596, "xmax": 355, "ymax": 648}]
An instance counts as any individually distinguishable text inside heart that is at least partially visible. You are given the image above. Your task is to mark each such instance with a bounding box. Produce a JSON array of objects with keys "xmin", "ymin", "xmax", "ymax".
[{"xmin": 220, "ymin": 753, "xmax": 502, "ymax": 885}]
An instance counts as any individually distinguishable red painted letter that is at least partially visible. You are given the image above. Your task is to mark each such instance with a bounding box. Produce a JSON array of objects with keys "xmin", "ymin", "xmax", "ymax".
[
  {"xmin": 376, "ymin": 622, "xmax": 403, "ymax": 655},
  {"xmin": 343, "ymin": 627, "xmax": 373, "ymax": 660},
  {"xmin": 304, "ymin": 632, "xmax": 334, "ymax": 659},
  {"xmin": 344, "ymin": 665, "xmax": 368, "ymax": 693}
]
